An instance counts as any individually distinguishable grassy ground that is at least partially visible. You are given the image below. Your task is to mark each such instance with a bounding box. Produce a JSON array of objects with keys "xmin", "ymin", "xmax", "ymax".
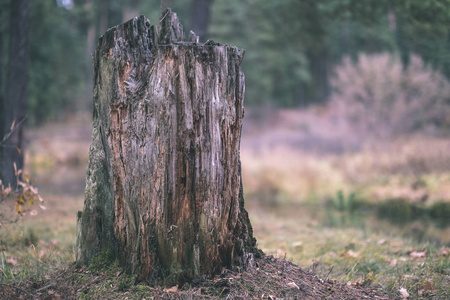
[{"xmin": 1, "ymin": 109, "xmax": 450, "ymax": 299}]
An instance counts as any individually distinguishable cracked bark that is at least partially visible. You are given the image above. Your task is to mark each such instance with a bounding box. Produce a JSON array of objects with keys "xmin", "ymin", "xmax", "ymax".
[{"xmin": 76, "ymin": 9, "xmax": 258, "ymax": 286}]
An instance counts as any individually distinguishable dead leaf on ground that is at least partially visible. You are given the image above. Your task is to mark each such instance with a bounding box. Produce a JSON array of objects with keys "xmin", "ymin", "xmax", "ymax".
[
  {"xmin": 345, "ymin": 250, "xmax": 360, "ymax": 258},
  {"xmin": 352, "ymin": 278, "xmax": 365, "ymax": 286},
  {"xmin": 409, "ymin": 250, "xmax": 427, "ymax": 259},
  {"xmin": 164, "ymin": 285, "xmax": 178, "ymax": 293},
  {"xmin": 386, "ymin": 258, "xmax": 397, "ymax": 266},
  {"xmin": 390, "ymin": 241, "xmax": 404, "ymax": 248},
  {"xmin": 6, "ymin": 257, "xmax": 18, "ymax": 265},
  {"xmin": 399, "ymin": 287, "xmax": 409, "ymax": 299},
  {"xmin": 325, "ymin": 251, "xmax": 336, "ymax": 258},
  {"xmin": 377, "ymin": 239, "xmax": 386, "ymax": 245},
  {"xmin": 39, "ymin": 249, "xmax": 47, "ymax": 258},
  {"xmin": 440, "ymin": 248, "xmax": 450, "ymax": 257},
  {"xmin": 420, "ymin": 281, "xmax": 434, "ymax": 291},
  {"xmin": 287, "ymin": 281, "xmax": 300, "ymax": 290}
]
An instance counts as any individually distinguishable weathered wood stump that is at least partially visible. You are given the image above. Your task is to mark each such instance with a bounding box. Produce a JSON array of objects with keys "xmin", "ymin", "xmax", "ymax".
[{"xmin": 76, "ymin": 9, "xmax": 258, "ymax": 285}]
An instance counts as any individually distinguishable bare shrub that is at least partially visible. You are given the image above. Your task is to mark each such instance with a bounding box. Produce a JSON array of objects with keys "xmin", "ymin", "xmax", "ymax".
[{"xmin": 330, "ymin": 53, "xmax": 450, "ymax": 138}]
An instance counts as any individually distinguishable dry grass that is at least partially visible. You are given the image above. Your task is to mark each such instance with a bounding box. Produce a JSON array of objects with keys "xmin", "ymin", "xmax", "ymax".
[{"xmin": 242, "ymin": 108, "xmax": 450, "ymax": 207}]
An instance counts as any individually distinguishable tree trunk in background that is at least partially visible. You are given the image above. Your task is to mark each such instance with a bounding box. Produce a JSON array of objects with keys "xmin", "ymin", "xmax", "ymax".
[
  {"xmin": 99, "ymin": 0, "xmax": 109, "ymax": 35},
  {"xmin": 84, "ymin": 0, "xmax": 96, "ymax": 57},
  {"xmin": 0, "ymin": 10, "xmax": 4, "ymax": 176},
  {"xmin": 1, "ymin": 0, "xmax": 29, "ymax": 187},
  {"xmin": 307, "ymin": 50, "xmax": 330, "ymax": 104},
  {"xmin": 76, "ymin": 9, "xmax": 258, "ymax": 286},
  {"xmin": 122, "ymin": 0, "xmax": 140, "ymax": 23},
  {"xmin": 191, "ymin": 0, "xmax": 213, "ymax": 42}
]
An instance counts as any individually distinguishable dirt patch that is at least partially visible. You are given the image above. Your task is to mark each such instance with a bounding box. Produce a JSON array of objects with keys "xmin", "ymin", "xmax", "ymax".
[{"xmin": 1, "ymin": 256, "xmax": 388, "ymax": 299}]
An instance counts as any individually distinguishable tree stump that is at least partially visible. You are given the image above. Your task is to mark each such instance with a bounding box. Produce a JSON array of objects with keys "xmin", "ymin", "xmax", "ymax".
[{"xmin": 76, "ymin": 9, "xmax": 258, "ymax": 285}]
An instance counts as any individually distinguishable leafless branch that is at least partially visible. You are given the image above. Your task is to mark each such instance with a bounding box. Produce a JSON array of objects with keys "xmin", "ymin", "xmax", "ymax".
[{"xmin": 0, "ymin": 116, "xmax": 27, "ymax": 147}]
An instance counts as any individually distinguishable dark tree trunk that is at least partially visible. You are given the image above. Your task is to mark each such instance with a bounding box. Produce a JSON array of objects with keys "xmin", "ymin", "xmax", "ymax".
[
  {"xmin": 76, "ymin": 9, "xmax": 258, "ymax": 286},
  {"xmin": 191, "ymin": 0, "xmax": 213, "ymax": 42},
  {"xmin": 298, "ymin": 51, "xmax": 330, "ymax": 107},
  {"xmin": 0, "ymin": 2, "xmax": 4, "ymax": 157},
  {"xmin": 122, "ymin": 0, "xmax": 140, "ymax": 23},
  {"xmin": 1, "ymin": 0, "xmax": 29, "ymax": 187},
  {"xmin": 303, "ymin": 50, "xmax": 330, "ymax": 105},
  {"xmin": 84, "ymin": 0, "xmax": 96, "ymax": 57},
  {"xmin": 99, "ymin": 0, "xmax": 109, "ymax": 35}
]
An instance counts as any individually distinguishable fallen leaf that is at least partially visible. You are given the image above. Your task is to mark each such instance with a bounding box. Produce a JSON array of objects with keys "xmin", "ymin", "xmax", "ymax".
[
  {"xmin": 440, "ymin": 248, "xmax": 450, "ymax": 257},
  {"xmin": 352, "ymin": 279, "xmax": 364, "ymax": 286},
  {"xmin": 164, "ymin": 285, "xmax": 178, "ymax": 293},
  {"xmin": 401, "ymin": 274, "xmax": 419, "ymax": 280},
  {"xmin": 399, "ymin": 287, "xmax": 409, "ymax": 299},
  {"xmin": 420, "ymin": 281, "xmax": 434, "ymax": 291},
  {"xmin": 391, "ymin": 241, "xmax": 404, "ymax": 248},
  {"xmin": 377, "ymin": 239, "xmax": 386, "ymax": 245},
  {"xmin": 410, "ymin": 250, "xmax": 426, "ymax": 259},
  {"xmin": 6, "ymin": 257, "xmax": 18, "ymax": 265},
  {"xmin": 292, "ymin": 241, "xmax": 303, "ymax": 252},
  {"xmin": 287, "ymin": 282, "xmax": 300, "ymax": 290},
  {"xmin": 346, "ymin": 250, "xmax": 360, "ymax": 258},
  {"xmin": 39, "ymin": 250, "xmax": 47, "ymax": 258},
  {"xmin": 387, "ymin": 258, "xmax": 397, "ymax": 267}
]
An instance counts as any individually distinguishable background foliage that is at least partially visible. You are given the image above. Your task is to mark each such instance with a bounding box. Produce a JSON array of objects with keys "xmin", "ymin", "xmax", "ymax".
[{"xmin": 0, "ymin": 0, "xmax": 449, "ymax": 123}]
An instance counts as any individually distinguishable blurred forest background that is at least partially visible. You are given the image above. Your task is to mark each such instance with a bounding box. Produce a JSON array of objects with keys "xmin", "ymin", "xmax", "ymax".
[
  {"xmin": 1, "ymin": 0, "xmax": 450, "ymax": 298},
  {"xmin": 1, "ymin": 0, "xmax": 450, "ymax": 122}
]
